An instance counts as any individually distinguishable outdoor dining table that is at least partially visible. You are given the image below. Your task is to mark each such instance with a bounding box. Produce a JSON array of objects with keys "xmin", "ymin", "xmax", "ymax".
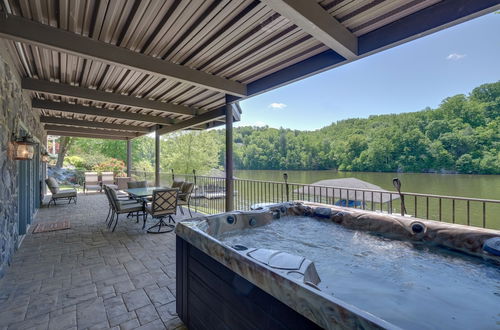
[{"xmin": 125, "ymin": 186, "xmax": 164, "ymax": 199}]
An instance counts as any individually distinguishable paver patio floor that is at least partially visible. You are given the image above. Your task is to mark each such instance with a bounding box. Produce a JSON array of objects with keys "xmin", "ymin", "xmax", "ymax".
[{"xmin": 0, "ymin": 193, "xmax": 197, "ymax": 330}]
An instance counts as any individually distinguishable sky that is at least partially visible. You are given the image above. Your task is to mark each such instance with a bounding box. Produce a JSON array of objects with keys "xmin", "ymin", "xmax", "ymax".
[{"xmin": 236, "ymin": 13, "xmax": 500, "ymax": 131}]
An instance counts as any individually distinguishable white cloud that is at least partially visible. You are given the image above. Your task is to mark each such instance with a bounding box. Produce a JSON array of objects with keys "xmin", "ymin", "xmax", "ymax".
[
  {"xmin": 268, "ymin": 102, "xmax": 287, "ymax": 109},
  {"xmin": 253, "ymin": 121, "xmax": 267, "ymax": 127},
  {"xmin": 446, "ymin": 53, "xmax": 466, "ymax": 60}
]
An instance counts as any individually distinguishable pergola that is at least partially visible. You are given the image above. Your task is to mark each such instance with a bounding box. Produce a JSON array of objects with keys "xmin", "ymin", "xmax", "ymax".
[{"xmin": 0, "ymin": 0, "xmax": 498, "ymax": 210}]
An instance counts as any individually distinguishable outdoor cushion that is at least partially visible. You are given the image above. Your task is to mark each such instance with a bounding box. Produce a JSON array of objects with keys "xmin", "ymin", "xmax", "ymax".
[
  {"xmin": 45, "ymin": 177, "xmax": 60, "ymax": 194},
  {"xmin": 109, "ymin": 188, "xmax": 142, "ymax": 212},
  {"xmin": 53, "ymin": 189, "xmax": 77, "ymax": 198},
  {"xmin": 101, "ymin": 172, "xmax": 115, "ymax": 184},
  {"xmin": 118, "ymin": 202, "xmax": 144, "ymax": 213},
  {"xmin": 179, "ymin": 182, "xmax": 194, "ymax": 202},
  {"xmin": 181, "ymin": 182, "xmax": 194, "ymax": 194},
  {"xmin": 171, "ymin": 180, "xmax": 184, "ymax": 189},
  {"xmin": 84, "ymin": 172, "xmax": 99, "ymax": 183},
  {"xmin": 145, "ymin": 202, "xmax": 176, "ymax": 216}
]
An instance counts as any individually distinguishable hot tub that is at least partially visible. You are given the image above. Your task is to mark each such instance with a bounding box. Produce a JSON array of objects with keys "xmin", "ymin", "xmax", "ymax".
[{"xmin": 175, "ymin": 202, "xmax": 500, "ymax": 329}]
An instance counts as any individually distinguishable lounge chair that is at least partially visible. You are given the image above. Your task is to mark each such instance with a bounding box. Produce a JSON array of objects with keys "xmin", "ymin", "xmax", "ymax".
[
  {"xmin": 45, "ymin": 177, "xmax": 77, "ymax": 207},
  {"xmin": 101, "ymin": 172, "xmax": 118, "ymax": 190},
  {"xmin": 84, "ymin": 172, "xmax": 101, "ymax": 194},
  {"xmin": 144, "ymin": 189, "xmax": 178, "ymax": 234},
  {"xmin": 178, "ymin": 182, "xmax": 194, "ymax": 217}
]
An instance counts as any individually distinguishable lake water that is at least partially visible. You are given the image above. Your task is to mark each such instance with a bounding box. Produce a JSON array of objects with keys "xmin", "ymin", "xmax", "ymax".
[{"xmin": 234, "ymin": 170, "xmax": 500, "ymax": 229}]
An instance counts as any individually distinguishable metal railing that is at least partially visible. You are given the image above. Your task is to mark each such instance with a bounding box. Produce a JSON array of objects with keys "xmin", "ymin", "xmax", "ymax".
[{"xmin": 128, "ymin": 171, "xmax": 500, "ymax": 230}]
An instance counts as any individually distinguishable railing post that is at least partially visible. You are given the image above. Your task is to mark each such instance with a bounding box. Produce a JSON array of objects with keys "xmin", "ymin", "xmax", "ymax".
[
  {"xmin": 193, "ymin": 169, "xmax": 197, "ymax": 213},
  {"xmin": 171, "ymin": 168, "xmax": 175, "ymax": 182},
  {"xmin": 392, "ymin": 178, "xmax": 406, "ymax": 216},
  {"xmin": 225, "ymin": 99, "xmax": 234, "ymax": 211},
  {"xmin": 283, "ymin": 173, "xmax": 289, "ymax": 201}
]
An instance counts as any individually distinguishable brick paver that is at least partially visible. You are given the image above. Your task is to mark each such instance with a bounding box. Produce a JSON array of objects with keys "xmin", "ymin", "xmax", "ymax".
[{"xmin": 0, "ymin": 193, "xmax": 191, "ymax": 330}]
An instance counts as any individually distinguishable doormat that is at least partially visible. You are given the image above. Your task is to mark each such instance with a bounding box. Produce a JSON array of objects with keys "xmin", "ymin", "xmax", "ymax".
[{"xmin": 33, "ymin": 220, "xmax": 71, "ymax": 233}]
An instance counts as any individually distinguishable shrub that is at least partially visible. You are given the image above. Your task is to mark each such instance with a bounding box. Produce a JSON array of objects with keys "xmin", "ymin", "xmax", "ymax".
[
  {"xmin": 64, "ymin": 155, "xmax": 86, "ymax": 168},
  {"xmin": 93, "ymin": 158, "xmax": 126, "ymax": 177},
  {"xmin": 65, "ymin": 153, "xmax": 109, "ymax": 170}
]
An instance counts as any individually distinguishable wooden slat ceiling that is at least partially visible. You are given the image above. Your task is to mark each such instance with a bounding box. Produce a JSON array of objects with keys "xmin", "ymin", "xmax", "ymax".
[{"xmin": 0, "ymin": 0, "xmax": 496, "ymax": 139}]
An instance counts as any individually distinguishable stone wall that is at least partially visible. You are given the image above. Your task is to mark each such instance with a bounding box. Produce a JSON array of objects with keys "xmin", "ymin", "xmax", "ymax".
[{"xmin": 0, "ymin": 42, "xmax": 46, "ymax": 278}]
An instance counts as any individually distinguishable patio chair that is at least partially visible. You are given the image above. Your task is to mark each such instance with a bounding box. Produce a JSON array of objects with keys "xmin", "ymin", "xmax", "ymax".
[
  {"xmin": 177, "ymin": 182, "xmax": 194, "ymax": 217},
  {"xmin": 84, "ymin": 172, "xmax": 101, "ymax": 194},
  {"xmin": 171, "ymin": 180, "xmax": 184, "ymax": 190},
  {"xmin": 105, "ymin": 186, "xmax": 145, "ymax": 232},
  {"xmin": 103, "ymin": 185, "xmax": 137, "ymax": 225},
  {"xmin": 125, "ymin": 181, "xmax": 148, "ymax": 218},
  {"xmin": 101, "ymin": 172, "xmax": 118, "ymax": 190},
  {"xmin": 45, "ymin": 177, "xmax": 77, "ymax": 207},
  {"xmin": 144, "ymin": 189, "xmax": 178, "ymax": 234}
]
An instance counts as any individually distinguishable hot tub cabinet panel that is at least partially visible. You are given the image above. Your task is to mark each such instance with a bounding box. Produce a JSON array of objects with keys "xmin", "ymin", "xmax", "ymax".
[{"xmin": 176, "ymin": 237, "xmax": 322, "ymax": 330}]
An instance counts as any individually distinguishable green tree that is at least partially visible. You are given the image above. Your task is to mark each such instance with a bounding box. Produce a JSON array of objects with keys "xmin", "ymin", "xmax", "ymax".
[{"xmin": 160, "ymin": 132, "xmax": 220, "ymax": 175}]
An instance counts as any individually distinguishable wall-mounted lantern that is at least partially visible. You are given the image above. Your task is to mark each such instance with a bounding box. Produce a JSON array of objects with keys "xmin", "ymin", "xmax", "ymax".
[
  {"xmin": 41, "ymin": 151, "xmax": 50, "ymax": 162},
  {"xmin": 12, "ymin": 135, "xmax": 36, "ymax": 160}
]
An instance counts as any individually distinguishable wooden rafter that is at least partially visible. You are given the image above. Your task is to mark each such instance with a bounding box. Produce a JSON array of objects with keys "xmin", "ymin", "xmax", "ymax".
[
  {"xmin": 32, "ymin": 99, "xmax": 175, "ymax": 125},
  {"xmin": 24, "ymin": 79, "xmax": 195, "ymax": 116},
  {"xmin": 43, "ymin": 124, "xmax": 141, "ymax": 137},
  {"xmin": 40, "ymin": 116, "xmax": 152, "ymax": 132},
  {"xmin": 0, "ymin": 14, "xmax": 247, "ymax": 96}
]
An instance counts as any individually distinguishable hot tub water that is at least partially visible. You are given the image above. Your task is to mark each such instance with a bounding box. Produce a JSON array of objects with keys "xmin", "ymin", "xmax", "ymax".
[{"xmin": 218, "ymin": 216, "xmax": 500, "ymax": 330}]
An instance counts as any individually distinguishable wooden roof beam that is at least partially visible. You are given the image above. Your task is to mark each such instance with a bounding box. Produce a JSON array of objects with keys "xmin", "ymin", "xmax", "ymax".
[
  {"xmin": 24, "ymin": 79, "xmax": 195, "ymax": 116},
  {"xmin": 44, "ymin": 124, "xmax": 141, "ymax": 137},
  {"xmin": 157, "ymin": 107, "xmax": 226, "ymax": 135},
  {"xmin": 229, "ymin": 0, "xmax": 500, "ymax": 102},
  {"xmin": 40, "ymin": 116, "xmax": 151, "ymax": 133},
  {"xmin": 262, "ymin": 0, "xmax": 357, "ymax": 59},
  {"xmin": 0, "ymin": 14, "xmax": 246, "ymax": 96},
  {"xmin": 46, "ymin": 131, "xmax": 130, "ymax": 140},
  {"xmin": 33, "ymin": 99, "xmax": 175, "ymax": 125},
  {"xmin": 157, "ymin": 103, "xmax": 241, "ymax": 135}
]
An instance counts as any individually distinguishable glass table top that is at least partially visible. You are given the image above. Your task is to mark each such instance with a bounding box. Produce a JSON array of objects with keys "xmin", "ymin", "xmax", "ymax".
[{"xmin": 125, "ymin": 186, "xmax": 165, "ymax": 197}]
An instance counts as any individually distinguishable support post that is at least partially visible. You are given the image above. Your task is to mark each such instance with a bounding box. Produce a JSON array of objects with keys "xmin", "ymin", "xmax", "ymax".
[
  {"xmin": 283, "ymin": 173, "xmax": 289, "ymax": 201},
  {"xmin": 225, "ymin": 101, "xmax": 234, "ymax": 212},
  {"xmin": 126, "ymin": 138, "xmax": 132, "ymax": 177},
  {"xmin": 155, "ymin": 130, "xmax": 160, "ymax": 187}
]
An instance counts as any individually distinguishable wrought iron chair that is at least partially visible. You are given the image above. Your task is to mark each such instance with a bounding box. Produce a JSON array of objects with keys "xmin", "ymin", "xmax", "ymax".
[
  {"xmin": 177, "ymin": 182, "xmax": 194, "ymax": 217},
  {"xmin": 84, "ymin": 172, "xmax": 101, "ymax": 194},
  {"xmin": 171, "ymin": 180, "xmax": 184, "ymax": 190},
  {"xmin": 103, "ymin": 185, "xmax": 137, "ymax": 226},
  {"xmin": 105, "ymin": 186, "xmax": 145, "ymax": 232},
  {"xmin": 45, "ymin": 177, "xmax": 77, "ymax": 207},
  {"xmin": 144, "ymin": 189, "xmax": 178, "ymax": 234},
  {"xmin": 125, "ymin": 180, "xmax": 148, "ymax": 218}
]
